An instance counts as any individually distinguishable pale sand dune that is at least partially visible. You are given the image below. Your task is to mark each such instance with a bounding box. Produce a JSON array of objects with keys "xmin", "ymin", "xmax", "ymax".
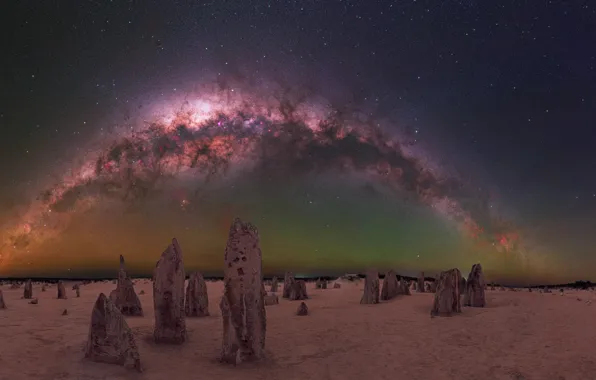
[{"xmin": 2, "ymin": 281, "xmax": 596, "ymax": 380}]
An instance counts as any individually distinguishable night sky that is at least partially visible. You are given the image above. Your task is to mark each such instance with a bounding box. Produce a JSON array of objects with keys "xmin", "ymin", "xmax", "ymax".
[{"xmin": 1, "ymin": 1, "xmax": 595, "ymax": 284}]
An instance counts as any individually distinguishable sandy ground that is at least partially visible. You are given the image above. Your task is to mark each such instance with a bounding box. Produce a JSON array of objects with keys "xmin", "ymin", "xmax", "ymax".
[{"xmin": 2, "ymin": 280, "xmax": 596, "ymax": 380}]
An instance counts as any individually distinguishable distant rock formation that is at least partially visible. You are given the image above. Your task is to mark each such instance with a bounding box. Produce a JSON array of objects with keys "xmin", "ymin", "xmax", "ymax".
[
  {"xmin": 220, "ymin": 218, "xmax": 266, "ymax": 365},
  {"xmin": 153, "ymin": 238, "xmax": 187, "ymax": 344},
  {"xmin": 264, "ymin": 293, "xmax": 279, "ymax": 306},
  {"xmin": 283, "ymin": 272, "xmax": 295, "ymax": 299},
  {"xmin": 185, "ymin": 272, "xmax": 209, "ymax": 317},
  {"xmin": 23, "ymin": 280, "xmax": 33, "ymax": 299},
  {"xmin": 57, "ymin": 281, "xmax": 67, "ymax": 299},
  {"xmin": 84, "ymin": 293, "xmax": 141, "ymax": 372},
  {"xmin": 290, "ymin": 280, "xmax": 308, "ymax": 300},
  {"xmin": 0, "ymin": 290, "xmax": 6, "ymax": 309},
  {"xmin": 400, "ymin": 278, "xmax": 411, "ymax": 295},
  {"xmin": 41, "ymin": 284, "xmax": 46, "ymax": 292},
  {"xmin": 76, "ymin": 287, "xmax": 81, "ymax": 298},
  {"xmin": 410, "ymin": 280, "xmax": 417, "ymax": 291},
  {"xmin": 425, "ymin": 282, "xmax": 432, "ymax": 292},
  {"xmin": 113, "ymin": 255, "xmax": 143, "ymax": 316},
  {"xmin": 296, "ymin": 301, "xmax": 308, "ymax": 316},
  {"xmin": 464, "ymin": 263, "xmax": 486, "ymax": 307},
  {"xmin": 430, "ymin": 268, "xmax": 463, "ymax": 317},
  {"xmin": 270, "ymin": 277, "xmax": 279, "ymax": 293},
  {"xmin": 380, "ymin": 270, "xmax": 399, "ymax": 301},
  {"xmin": 360, "ymin": 270, "xmax": 380, "ymax": 304},
  {"xmin": 417, "ymin": 272, "xmax": 425, "ymax": 293}
]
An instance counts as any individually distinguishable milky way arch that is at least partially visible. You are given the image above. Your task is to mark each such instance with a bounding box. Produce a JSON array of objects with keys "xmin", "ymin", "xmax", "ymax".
[{"xmin": 0, "ymin": 84, "xmax": 520, "ymax": 268}]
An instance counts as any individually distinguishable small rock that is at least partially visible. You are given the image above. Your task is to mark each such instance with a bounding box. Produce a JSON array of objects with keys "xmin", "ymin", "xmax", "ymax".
[
  {"xmin": 333, "ymin": 282, "xmax": 341, "ymax": 289},
  {"xmin": 29, "ymin": 298, "xmax": 39, "ymax": 305},
  {"xmin": 296, "ymin": 302, "xmax": 308, "ymax": 316},
  {"xmin": 62, "ymin": 309, "xmax": 68, "ymax": 316}
]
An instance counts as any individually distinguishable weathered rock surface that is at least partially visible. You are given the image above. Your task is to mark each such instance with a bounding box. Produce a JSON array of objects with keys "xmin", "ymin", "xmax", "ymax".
[
  {"xmin": 430, "ymin": 268, "xmax": 463, "ymax": 317},
  {"xmin": 417, "ymin": 272, "xmax": 425, "ymax": 293},
  {"xmin": 296, "ymin": 302, "xmax": 308, "ymax": 316},
  {"xmin": 270, "ymin": 277, "xmax": 279, "ymax": 293},
  {"xmin": 290, "ymin": 280, "xmax": 308, "ymax": 300},
  {"xmin": 282, "ymin": 272, "xmax": 295, "ymax": 299},
  {"xmin": 0, "ymin": 290, "xmax": 6, "ymax": 309},
  {"xmin": 84, "ymin": 293, "xmax": 141, "ymax": 372},
  {"xmin": 220, "ymin": 218, "xmax": 266, "ymax": 364},
  {"xmin": 23, "ymin": 280, "xmax": 33, "ymax": 299},
  {"xmin": 460, "ymin": 277, "xmax": 467, "ymax": 295},
  {"xmin": 464, "ymin": 263, "xmax": 486, "ymax": 307},
  {"xmin": 360, "ymin": 270, "xmax": 380, "ymax": 304},
  {"xmin": 57, "ymin": 281, "xmax": 67, "ymax": 299},
  {"xmin": 185, "ymin": 271, "xmax": 209, "ymax": 317},
  {"xmin": 153, "ymin": 238, "xmax": 187, "ymax": 344},
  {"xmin": 380, "ymin": 270, "xmax": 399, "ymax": 301},
  {"xmin": 112, "ymin": 255, "xmax": 143, "ymax": 316}
]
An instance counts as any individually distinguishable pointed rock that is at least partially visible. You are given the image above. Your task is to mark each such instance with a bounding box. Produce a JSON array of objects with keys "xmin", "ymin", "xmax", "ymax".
[
  {"xmin": 380, "ymin": 270, "xmax": 399, "ymax": 301},
  {"xmin": 360, "ymin": 270, "xmax": 380, "ymax": 304},
  {"xmin": 220, "ymin": 218, "xmax": 266, "ymax": 364},
  {"xmin": 62, "ymin": 308, "xmax": 68, "ymax": 316},
  {"xmin": 290, "ymin": 280, "xmax": 308, "ymax": 300},
  {"xmin": 417, "ymin": 272, "xmax": 425, "ymax": 293},
  {"xmin": 270, "ymin": 276, "xmax": 279, "ymax": 292},
  {"xmin": 113, "ymin": 255, "xmax": 143, "ymax": 316},
  {"xmin": 296, "ymin": 301, "xmax": 308, "ymax": 316},
  {"xmin": 153, "ymin": 238, "xmax": 186, "ymax": 344},
  {"xmin": 57, "ymin": 281, "xmax": 67, "ymax": 299},
  {"xmin": 463, "ymin": 263, "xmax": 486, "ymax": 307},
  {"xmin": 282, "ymin": 272, "xmax": 295, "ymax": 299},
  {"xmin": 430, "ymin": 268, "xmax": 463, "ymax": 317},
  {"xmin": 185, "ymin": 272, "xmax": 209, "ymax": 317},
  {"xmin": 23, "ymin": 280, "xmax": 33, "ymax": 299},
  {"xmin": 85, "ymin": 293, "xmax": 141, "ymax": 372},
  {"xmin": 0, "ymin": 290, "xmax": 6, "ymax": 309}
]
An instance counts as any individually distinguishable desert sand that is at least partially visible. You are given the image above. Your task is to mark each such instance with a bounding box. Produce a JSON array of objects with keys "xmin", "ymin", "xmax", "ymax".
[{"xmin": 1, "ymin": 280, "xmax": 596, "ymax": 380}]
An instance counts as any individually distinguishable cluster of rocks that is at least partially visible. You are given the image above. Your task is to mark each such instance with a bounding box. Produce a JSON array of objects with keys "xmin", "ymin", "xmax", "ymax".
[
  {"xmin": 83, "ymin": 217, "xmax": 271, "ymax": 371},
  {"xmin": 356, "ymin": 263, "xmax": 487, "ymax": 318}
]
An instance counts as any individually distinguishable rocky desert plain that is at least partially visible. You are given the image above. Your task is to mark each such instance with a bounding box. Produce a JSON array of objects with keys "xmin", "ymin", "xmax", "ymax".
[{"xmin": 1, "ymin": 218, "xmax": 596, "ymax": 380}]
